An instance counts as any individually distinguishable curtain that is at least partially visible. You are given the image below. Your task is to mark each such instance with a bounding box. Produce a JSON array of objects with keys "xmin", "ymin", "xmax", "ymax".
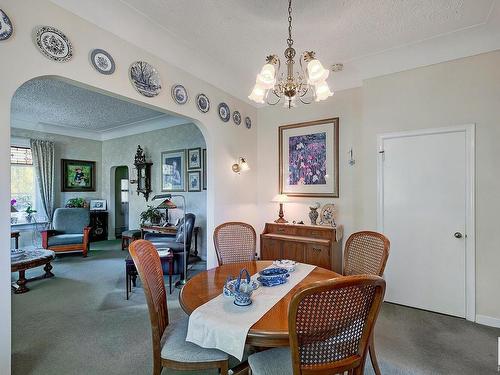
[{"xmin": 30, "ymin": 139, "xmax": 55, "ymax": 222}]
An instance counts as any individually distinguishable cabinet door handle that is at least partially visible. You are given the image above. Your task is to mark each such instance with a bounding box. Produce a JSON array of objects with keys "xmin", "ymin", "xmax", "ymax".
[
  {"xmin": 312, "ymin": 247, "xmax": 322, "ymax": 252},
  {"xmin": 277, "ymin": 228, "xmax": 285, "ymax": 232},
  {"xmin": 311, "ymin": 231, "xmax": 319, "ymax": 236}
]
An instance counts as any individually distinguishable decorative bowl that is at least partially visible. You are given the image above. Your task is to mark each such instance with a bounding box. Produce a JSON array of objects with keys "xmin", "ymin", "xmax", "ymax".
[
  {"xmin": 233, "ymin": 269, "xmax": 254, "ymax": 306},
  {"xmin": 273, "ymin": 259, "xmax": 297, "ymax": 273},
  {"xmin": 10, "ymin": 249, "xmax": 25, "ymax": 260},
  {"xmin": 258, "ymin": 267, "xmax": 290, "ymax": 287},
  {"xmin": 223, "ymin": 278, "xmax": 259, "ymax": 298},
  {"xmin": 257, "ymin": 274, "xmax": 289, "ymax": 287}
]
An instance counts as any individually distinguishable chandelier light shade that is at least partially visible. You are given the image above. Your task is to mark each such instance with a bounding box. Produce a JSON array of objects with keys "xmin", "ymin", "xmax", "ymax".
[{"xmin": 248, "ymin": 0, "xmax": 337, "ymax": 108}]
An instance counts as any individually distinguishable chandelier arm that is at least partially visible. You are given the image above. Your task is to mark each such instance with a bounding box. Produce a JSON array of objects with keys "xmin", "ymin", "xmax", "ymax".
[{"xmin": 266, "ymin": 90, "xmax": 282, "ymax": 106}]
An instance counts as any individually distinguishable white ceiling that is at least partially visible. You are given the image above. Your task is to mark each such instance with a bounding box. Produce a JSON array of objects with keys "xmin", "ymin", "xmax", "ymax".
[
  {"xmin": 11, "ymin": 77, "xmax": 190, "ymax": 140},
  {"xmin": 51, "ymin": 0, "xmax": 500, "ymax": 104}
]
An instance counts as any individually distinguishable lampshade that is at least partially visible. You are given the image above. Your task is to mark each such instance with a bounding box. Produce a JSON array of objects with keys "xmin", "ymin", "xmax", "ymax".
[
  {"xmin": 272, "ymin": 194, "xmax": 288, "ymax": 203},
  {"xmin": 156, "ymin": 198, "xmax": 177, "ymax": 209},
  {"xmin": 314, "ymin": 80, "xmax": 334, "ymax": 102},
  {"xmin": 248, "ymin": 84, "xmax": 266, "ymax": 103},
  {"xmin": 239, "ymin": 158, "xmax": 250, "ymax": 171},
  {"xmin": 307, "ymin": 59, "xmax": 329, "ymax": 85},
  {"xmin": 256, "ymin": 63, "xmax": 276, "ymax": 89}
]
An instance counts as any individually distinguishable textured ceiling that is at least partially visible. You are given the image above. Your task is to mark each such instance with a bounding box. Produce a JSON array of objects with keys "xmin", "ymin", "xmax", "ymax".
[
  {"xmin": 11, "ymin": 77, "xmax": 166, "ymax": 131},
  {"xmin": 51, "ymin": 0, "xmax": 500, "ymax": 104}
]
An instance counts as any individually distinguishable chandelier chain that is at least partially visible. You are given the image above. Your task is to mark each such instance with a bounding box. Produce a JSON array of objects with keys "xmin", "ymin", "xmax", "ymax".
[{"xmin": 287, "ymin": 0, "xmax": 293, "ymax": 48}]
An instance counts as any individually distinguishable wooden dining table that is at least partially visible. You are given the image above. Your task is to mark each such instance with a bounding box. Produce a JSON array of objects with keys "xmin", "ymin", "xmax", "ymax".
[{"xmin": 179, "ymin": 260, "xmax": 341, "ymax": 347}]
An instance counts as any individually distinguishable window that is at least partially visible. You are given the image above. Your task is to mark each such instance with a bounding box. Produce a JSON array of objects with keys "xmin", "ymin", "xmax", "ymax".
[{"xmin": 10, "ymin": 146, "xmax": 36, "ymax": 212}]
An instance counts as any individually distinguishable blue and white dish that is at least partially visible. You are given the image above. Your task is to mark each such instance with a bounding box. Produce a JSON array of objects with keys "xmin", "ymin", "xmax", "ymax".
[
  {"xmin": 223, "ymin": 277, "xmax": 259, "ymax": 298},
  {"xmin": 90, "ymin": 49, "xmax": 115, "ymax": 75},
  {"xmin": 245, "ymin": 116, "xmax": 252, "ymax": 129},
  {"xmin": 233, "ymin": 269, "xmax": 254, "ymax": 306},
  {"xmin": 35, "ymin": 26, "xmax": 73, "ymax": 62},
  {"xmin": 218, "ymin": 102, "xmax": 230, "ymax": 122},
  {"xmin": 257, "ymin": 274, "xmax": 289, "ymax": 287},
  {"xmin": 0, "ymin": 9, "xmax": 13, "ymax": 41},
  {"xmin": 273, "ymin": 259, "xmax": 297, "ymax": 273},
  {"xmin": 233, "ymin": 111, "xmax": 241, "ymax": 125},
  {"xmin": 171, "ymin": 84, "xmax": 188, "ymax": 105},
  {"xmin": 258, "ymin": 267, "xmax": 290, "ymax": 287},
  {"xmin": 129, "ymin": 61, "xmax": 162, "ymax": 97},
  {"xmin": 196, "ymin": 93, "xmax": 210, "ymax": 113},
  {"xmin": 11, "ymin": 248, "xmax": 25, "ymax": 260}
]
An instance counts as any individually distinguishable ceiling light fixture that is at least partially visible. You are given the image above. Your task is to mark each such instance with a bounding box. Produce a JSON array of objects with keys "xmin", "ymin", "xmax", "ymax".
[{"xmin": 249, "ymin": 0, "xmax": 336, "ymax": 108}]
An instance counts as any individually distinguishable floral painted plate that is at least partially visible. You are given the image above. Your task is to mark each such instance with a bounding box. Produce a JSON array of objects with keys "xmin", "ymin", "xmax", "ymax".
[
  {"xmin": 171, "ymin": 84, "xmax": 188, "ymax": 105},
  {"xmin": 245, "ymin": 116, "xmax": 252, "ymax": 129},
  {"xmin": 129, "ymin": 61, "xmax": 162, "ymax": 97},
  {"xmin": 0, "ymin": 9, "xmax": 13, "ymax": 41},
  {"xmin": 196, "ymin": 93, "xmax": 210, "ymax": 113},
  {"xmin": 35, "ymin": 26, "xmax": 73, "ymax": 62},
  {"xmin": 218, "ymin": 102, "xmax": 230, "ymax": 122},
  {"xmin": 90, "ymin": 49, "xmax": 115, "ymax": 75},
  {"xmin": 233, "ymin": 111, "xmax": 241, "ymax": 125}
]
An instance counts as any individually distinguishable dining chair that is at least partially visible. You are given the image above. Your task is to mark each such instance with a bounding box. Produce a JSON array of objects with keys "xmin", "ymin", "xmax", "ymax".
[
  {"xmin": 248, "ymin": 275, "xmax": 386, "ymax": 375},
  {"xmin": 213, "ymin": 222, "xmax": 256, "ymax": 265},
  {"xmin": 128, "ymin": 240, "xmax": 229, "ymax": 375},
  {"xmin": 343, "ymin": 231, "xmax": 390, "ymax": 375}
]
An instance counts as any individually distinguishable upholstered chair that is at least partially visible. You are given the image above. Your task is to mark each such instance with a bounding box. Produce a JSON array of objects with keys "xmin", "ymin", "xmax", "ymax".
[
  {"xmin": 343, "ymin": 231, "xmax": 391, "ymax": 375},
  {"xmin": 41, "ymin": 208, "xmax": 91, "ymax": 257},
  {"xmin": 213, "ymin": 222, "xmax": 256, "ymax": 265},
  {"xmin": 248, "ymin": 275, "xmax": 386, "ymax": 375},
  {"xmin": 129, "ymin": 240, "xmax": 228, "ymax": 375}
]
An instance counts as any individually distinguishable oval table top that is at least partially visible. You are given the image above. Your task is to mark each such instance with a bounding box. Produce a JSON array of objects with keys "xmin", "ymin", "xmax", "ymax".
[{"xmin": 179, "ymin": 261, "xmax": 341, "ymax": 347}]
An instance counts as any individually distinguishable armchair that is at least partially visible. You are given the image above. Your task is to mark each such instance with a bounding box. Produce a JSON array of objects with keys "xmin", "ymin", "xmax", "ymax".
[{"xmin": 41, "ymin": 208, "xmax": 91, "ymax": 257}]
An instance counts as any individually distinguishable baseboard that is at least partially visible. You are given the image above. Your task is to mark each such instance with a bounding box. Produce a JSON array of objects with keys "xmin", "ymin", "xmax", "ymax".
[{"xmin": 476, "ymin": 314, "xmax": 500, "ymax": 328}]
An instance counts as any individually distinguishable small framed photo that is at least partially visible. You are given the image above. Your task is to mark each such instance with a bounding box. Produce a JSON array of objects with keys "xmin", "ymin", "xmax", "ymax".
[
  {"xmin": 202, "ymin": 148, "xmax": 207, "ymax": 190},
  {"xmin": 90, "ymin": 199, "xmax": 107, "ymax": 211},
  {"xmin": 161, "ymin": 149, "xmax": 186, "ymax": 192},
  {"xmin": 61, "ymin": 159, "xmax": 96, "ymax": 192},
  {"xmin": 188, "ymin": 171, "xmax": 201, "ymax": 192},
  {"xmin": 187, "ymin": 147, "xmax": 201, "ymax": 170}
]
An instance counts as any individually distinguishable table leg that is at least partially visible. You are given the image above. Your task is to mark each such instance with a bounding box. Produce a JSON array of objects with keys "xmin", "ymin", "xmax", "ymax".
[
  {"xmin": 43, "ymin": 262, "xmax": 54, "ymax": 278},
  {"xmin": 131, "ymin": 269, "xmax": 137, "ymax": 287},
  {"xmin": 126, "ymin": 267, "xmax": 130, "ymax": 300},
  {"xmin": 168, "ymin": 256, "xmax": 173, "ymax": 294},
  {"xmin": 194, "ymin": 228, "xmax": 198, "ymax": 257},
  {"xmin": 14, "ymin": 270, "xmax": 29, "ymax": 294},
  {"xmin": 15, "ymin": 235, "xmax": 19, "ymax": 250}
]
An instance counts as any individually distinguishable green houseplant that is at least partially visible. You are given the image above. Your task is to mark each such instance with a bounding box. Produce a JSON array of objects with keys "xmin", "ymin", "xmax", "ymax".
[
  {"xmin": 140, "ymin": 205, "xmax": 162, "ymax": 225},
  {"xmin": 65, "ymin": 198, "xmax": 86, "ymax": 208}
]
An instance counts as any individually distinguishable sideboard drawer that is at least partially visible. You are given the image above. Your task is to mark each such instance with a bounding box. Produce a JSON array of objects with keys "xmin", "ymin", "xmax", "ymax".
[
  {"xmin": 267, "ymin": 224, "xmax": 297, "ymax": 236},
  {"xmin": 295, "ymin": 227, "xmax": 332, "ymax": 240},
  {"xmin": 305, "ymin": 244, "xmax": 331, "ymax": 269}
]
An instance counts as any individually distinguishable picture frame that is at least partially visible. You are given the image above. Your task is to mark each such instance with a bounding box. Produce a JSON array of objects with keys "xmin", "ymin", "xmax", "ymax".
[
  {"xmin": 202, "ymin": 148, "xmax": 207, "ymax": 190},
  {"xmin": 161, "ymin": 149, "xmax": 186, "ymax": 192},
  {"xmin": 90, "ymin": 199, "xmax": 107, "ymax": 211},
  {"xmin": 279, "ymin": 118, "xmax": 339, "ymax": 197},
  {"xmin": 187, "ymin": 147, "xmax": 201, "ymax": 170},
  {"xmin": 61, "ymin": 159, "xmax": 96, "ymax": 192},
  {"xmin": 187, "ymin": 170, "xmax": 202, "ymax": 192}
]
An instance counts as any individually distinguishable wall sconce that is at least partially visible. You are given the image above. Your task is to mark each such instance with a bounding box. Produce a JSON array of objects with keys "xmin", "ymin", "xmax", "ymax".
[{"xmin": 232, "ymin": 157, "xmax": 250, "ymax": 174}]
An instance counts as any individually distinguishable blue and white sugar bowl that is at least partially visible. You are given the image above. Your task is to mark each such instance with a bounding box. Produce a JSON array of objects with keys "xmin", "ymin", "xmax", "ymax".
[
  {"xmin": 233, "ymin": 268, "xmax": 254, "ymax": 306},
  {"xmin": 257, "ymin": 267, "xmax": 290, "ymax": 287}
]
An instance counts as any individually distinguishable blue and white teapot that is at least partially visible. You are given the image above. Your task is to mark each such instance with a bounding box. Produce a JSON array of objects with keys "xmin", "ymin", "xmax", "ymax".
[{"xmin": 233, "ymin": 268, "xmax": 254, "ymax": 306}]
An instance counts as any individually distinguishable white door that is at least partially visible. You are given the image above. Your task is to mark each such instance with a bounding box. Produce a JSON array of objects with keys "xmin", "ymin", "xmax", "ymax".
[{"xmin": 378, "ymin": 126, "xmax": 474, "ymax": 318}]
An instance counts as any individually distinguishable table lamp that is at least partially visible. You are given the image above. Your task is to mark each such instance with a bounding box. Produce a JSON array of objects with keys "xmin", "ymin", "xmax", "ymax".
[
  {"xmin": 272, "ymin": 194, "xmax": 289, "ymax": 223},
  {"xmin": 155, "ymin": 198, "xmax": 177, "ymax": 226}
]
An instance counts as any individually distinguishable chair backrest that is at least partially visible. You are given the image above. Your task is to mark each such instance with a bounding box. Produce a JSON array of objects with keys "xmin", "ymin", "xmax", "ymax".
[
  {"xmin": 129, "ymin": 240, "xmax": 169, "ymax": 361},
  {"xmin": 343, "ymin": 231, "xmax": 390, "ymax": 277},
  {"xmin": 52, "ymin": 208, "xmax": 90, "ymax": 234},
  {"xmin": 289, "ymin": 275, "xmax": 386, "ymax": 374},
  {"xmin": 213, "ymin": 222, "xmax": 256, "ymax": 265},
  {"xmin": 175, "ymin": 213, "xmax": 196, "ymax": 245}
]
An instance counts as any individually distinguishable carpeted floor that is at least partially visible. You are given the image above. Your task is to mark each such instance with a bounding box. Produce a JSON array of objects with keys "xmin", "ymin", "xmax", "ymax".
[{"xmin": 11, "ymin": 240, "xmax": 500, "ymax": 374}]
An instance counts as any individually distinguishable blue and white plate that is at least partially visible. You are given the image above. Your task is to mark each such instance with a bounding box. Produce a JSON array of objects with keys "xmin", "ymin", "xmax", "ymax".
[
  {"xmin": 171, "ymin": 84, "xmax": 188, "ymax": 105},
  {"xmin": 196, "ymin": 93, "xmax": 210, "ymax": 113},
  {"xmin": 233, "ymin": 111, "xmax": 241, "ymax": 125},
  {"xmin": 90, "ymin": 49, "xmax": 115, "ymax": 75},
  {"xmin": 245, "ymin": 116, "xmax": 252, "ymax": 129},
  {"xmin": 0, "ymin": 9, "xmax": 13, "ymax": 41},
  {"xmin": 35, "ymin": 26, "xmax": 73, "ymax": 62},
  {"xmin": 129, "ymin": 61, "xmax": 162, "ymax": 97},
  {"xmin": 218, "ymin": 102, "xmax": 230, "ymax": 122},
  {"xmin": 257, "ymin": 275, "xmax": 289, "ymax": 287}
]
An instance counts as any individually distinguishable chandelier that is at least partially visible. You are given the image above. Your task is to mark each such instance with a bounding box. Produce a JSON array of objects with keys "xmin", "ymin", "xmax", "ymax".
[{"xmin": 248, "ymin": 0, "xmax": 336, "ymax": 108}]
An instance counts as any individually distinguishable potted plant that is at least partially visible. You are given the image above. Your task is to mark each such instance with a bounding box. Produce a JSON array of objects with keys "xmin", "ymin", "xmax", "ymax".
[
  {"xmin": 25, "ymin": 204, "xmax": 37, "ymax": 223},
  {"xmin": 140, "ymin": 205, "xmax": 162, "ymax": 225},
  {"xmin": 65, "ymin": 197, "xmax": 87, "ymax": 208}
]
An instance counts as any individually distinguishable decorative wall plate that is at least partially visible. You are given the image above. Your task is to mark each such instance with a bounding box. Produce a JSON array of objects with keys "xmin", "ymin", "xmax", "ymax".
[
  {"xmin": 129, "ymin": 61, "xmax": 162, "ymax": 97},
  {"xmin": 0, "ymin": 9, "xmax": 13, "ymax": 41},
  {"xmin": 196, "ymin": 93, "xmax": 210, "ymax": 113},
  {"xmin": 245, "ymin": 116, "xmax": 252, "ymax": 129},
  {"xmin": 90, "ymin": 49, "xmax": 115, "ymax": 75},
  {"xmin": 232, "ymin": 111, "xmax": 241, "ymax": 125},
  {"xmin": 34, "ymin": 26, "xmax": 73, "ymax": 62},
  {"xmin": 171, "ymin": 84, "xmax": 188, "ymax": 105},
  {"xmin": 319, "ymin": 203, "xmax": 336, "ymax": 226},
  {"xmin": 218, "ymin": 102, "xmax": 230, "ymax": 122}
]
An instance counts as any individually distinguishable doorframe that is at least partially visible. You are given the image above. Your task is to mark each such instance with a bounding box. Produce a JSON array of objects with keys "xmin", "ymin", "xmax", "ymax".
[{"xmin": 377, "ymin": 124, "xmax": 475, "ymax": 322}]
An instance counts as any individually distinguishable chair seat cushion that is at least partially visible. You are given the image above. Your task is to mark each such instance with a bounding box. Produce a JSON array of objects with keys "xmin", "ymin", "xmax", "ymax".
[
  {"xmin": 122, "ymin": 230, "xmax": 141, "ymax": 238},
  {"xmin": 248, "ymin": 347, "xmax": 292, "ymax": 375},
  {"xmin": 48, "ymin": 234, "xmax": 84, "ymax": 246},
  {"xmin": 161, "ymin": 317, "xmax": 228, "ymax": 363}
]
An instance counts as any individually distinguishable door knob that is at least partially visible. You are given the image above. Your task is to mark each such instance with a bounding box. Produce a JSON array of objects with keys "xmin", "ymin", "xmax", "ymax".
[{"xmin": 454, "ymin": 232, "xmax": 463, "ymax": 239}]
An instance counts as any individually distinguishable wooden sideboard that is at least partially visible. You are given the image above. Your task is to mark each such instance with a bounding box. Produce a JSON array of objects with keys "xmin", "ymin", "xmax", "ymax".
[{"xmin": 260, "ymin": 223, "xmax": 342, "ymax": 273}]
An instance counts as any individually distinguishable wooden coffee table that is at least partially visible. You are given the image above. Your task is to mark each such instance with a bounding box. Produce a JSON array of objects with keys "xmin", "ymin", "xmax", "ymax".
[{"xmin": 11, "ymin": 249, "xmax": 55, "ymax": 294}]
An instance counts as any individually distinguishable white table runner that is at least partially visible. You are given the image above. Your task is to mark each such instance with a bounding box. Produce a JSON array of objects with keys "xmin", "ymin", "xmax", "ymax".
[{"xmin": 185, "ymin": 263, "xmax": 315, "ymax": 360}]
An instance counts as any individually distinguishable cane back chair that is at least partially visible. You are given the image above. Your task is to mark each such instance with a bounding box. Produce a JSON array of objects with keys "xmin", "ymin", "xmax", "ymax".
[{"xmin": 214, "ymin": 222, "xmax": 256, "ymax": 265}]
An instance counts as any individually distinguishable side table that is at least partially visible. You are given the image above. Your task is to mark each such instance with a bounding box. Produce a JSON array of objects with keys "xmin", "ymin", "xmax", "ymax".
[{"xmin": 11, "ymin": 249, "xmax": 55, "ymax": 294}]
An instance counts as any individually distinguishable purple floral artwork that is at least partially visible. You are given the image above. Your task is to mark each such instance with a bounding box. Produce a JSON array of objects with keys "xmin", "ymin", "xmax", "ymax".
[{"xmin": 288, "ymin": 132, "xmax": 327, "ymax": 185}]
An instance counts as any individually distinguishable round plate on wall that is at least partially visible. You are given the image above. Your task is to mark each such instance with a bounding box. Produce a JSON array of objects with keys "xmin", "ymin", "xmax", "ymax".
[
  {"xmin": 196, "ymin": 93, "xmax": 210, "ymax": 113},
  {"xmin": 90, "ymin": 49, "xmax": 115, "ymax": 75},
  {"xmin": 0, "ymin": 9, "xmax": 13, "ymax": 41},
  {"xmin": 129, "ymin": 61, "xmax": 162, "ymax": 97},
  {"xmin": 218, "ymin": 102, "xmax": 230, "ymax": 122},
  {"xmin": 232, "ymin": 111, "xmax": 241, "ymax": 125},
  {"xmin": 171, "ymin": 84, "xmax": 188, "ymax": 105},
  {"xmin": 34, "ymin": 26, "xmax": 73, "ymax": 62},
  {"xmin": 245, "ymin": 116, "xmax": 252, "ymax": 129}
]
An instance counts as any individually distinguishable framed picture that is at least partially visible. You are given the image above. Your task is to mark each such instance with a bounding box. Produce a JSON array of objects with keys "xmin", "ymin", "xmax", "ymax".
[
  {"xmin": 279, "ymin": 118, "xmax": 339, "ymax": 197},
  {"xmin": 161, "ymin": 149, "xmax": 186, "ymax": 192},
  {"xmin": 187, "ymin": 147, "xmax": 201, "ymax": 170},
  {"xmin": 61, "ymin": 159, "xmax": 96, "ymax": 192},
  {"xmin": 188, "ymin": 171, "xmax": 202, "ymax": 192},
  {"xmin": 90, "ymin": 199, "xmax": 107, "ymax": 211},
  {"xmin": 202, "ymin": 148, "xmax": 207, "ymax": 190}
]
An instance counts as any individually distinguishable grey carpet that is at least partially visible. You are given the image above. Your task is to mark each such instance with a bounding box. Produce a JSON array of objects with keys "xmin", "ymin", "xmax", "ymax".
[{"xmin": 11, "ymin": 240, "xmax": 500, "ymax": 374}]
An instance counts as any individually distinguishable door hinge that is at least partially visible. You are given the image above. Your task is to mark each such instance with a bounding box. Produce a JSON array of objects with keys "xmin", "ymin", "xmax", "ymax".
[{"xmin": 379, "ymin": 150, "xmax": 385, "ymax": 161}]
